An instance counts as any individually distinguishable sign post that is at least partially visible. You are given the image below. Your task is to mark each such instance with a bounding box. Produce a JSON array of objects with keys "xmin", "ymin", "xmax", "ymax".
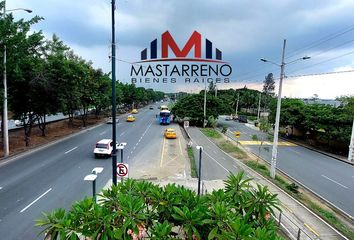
[
  {"xmin": 234, "ymin": 131, "xmax": 241, "ymax": 145},
  {"xmin": 117, "ymin": 163, "xmax": 129, "ymax": 182}
]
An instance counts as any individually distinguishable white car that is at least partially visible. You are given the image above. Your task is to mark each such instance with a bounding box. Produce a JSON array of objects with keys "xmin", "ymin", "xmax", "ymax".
[
  {"xmin": 94, "ymin": 139, "xmax": 119, "ymax": 158},
  {"xmin": 107, "ymin": 117, "xmax": 119, "ymax": 124}
]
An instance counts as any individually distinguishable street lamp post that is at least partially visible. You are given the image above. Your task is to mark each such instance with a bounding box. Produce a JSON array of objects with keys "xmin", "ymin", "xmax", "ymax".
[
  {"xmin": 203, "ymin": 80, "xmax": 207, "ymax": 128},
  {"xmin": 196, "ymin": 145, "xmax": 203, "ymax": 195},
  {"xmin": 2, "ymin": 1, "xmax": 32, "ymax": 157},
  {"xmin": 111, "ymin": 0, "xmax": 118, "ymax": 185},
  {"xmin": 261, "ymin": 39, "xmax": 310, "ymax": 178}
]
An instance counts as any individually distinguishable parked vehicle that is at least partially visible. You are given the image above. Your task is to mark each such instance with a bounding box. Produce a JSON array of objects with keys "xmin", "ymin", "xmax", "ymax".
[{"xmin": 238, "ymin": 115, "xmax": 248, "ymax": 123}]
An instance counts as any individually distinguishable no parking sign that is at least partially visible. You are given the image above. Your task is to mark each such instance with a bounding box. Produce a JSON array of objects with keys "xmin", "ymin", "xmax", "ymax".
[{"xmin": 117, "ymin": 163, "xmax": 129, "ymax": 178}]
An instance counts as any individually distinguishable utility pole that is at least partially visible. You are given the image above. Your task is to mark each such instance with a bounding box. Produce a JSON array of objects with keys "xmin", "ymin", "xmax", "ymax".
[
  {"xmin": 235, "ymin": 93, "xmax": 240, "ymax": 117},
  {"xmin": 2, "ymin": 1, "xmax": 9, "ymax": 157},
  {"xmin": 203, "ymin": 80, "xmax": 207, "ymax": 127},
  {"xmin": 349, "ymin": 119, "xmax": 354, "ymax": 163},
  {"xmin": 111, "ymin": 0, "xmax": 118, "ymax": 185},
  {"xmin": 257, "ymin": 92, "xmax": 261, "ymax": 122},
  {"xmin": 215, "ymin": 85, "xmax": 217, "ymax": 97},
  {"xmin": 270, "ymin": 39, "xmax": 286, "ymax": 179}
]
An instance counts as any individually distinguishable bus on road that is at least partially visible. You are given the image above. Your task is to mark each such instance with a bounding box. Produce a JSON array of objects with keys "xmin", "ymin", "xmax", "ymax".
[{"xmin": 158, "ymin": 110, "xmax": 171, "ymax": 125}]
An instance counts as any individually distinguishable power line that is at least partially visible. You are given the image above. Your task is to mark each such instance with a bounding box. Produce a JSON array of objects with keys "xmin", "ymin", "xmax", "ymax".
[
  {"xmin": 286, "ymin": 25, "xmax": 354, "ymax": 59},
  {"xmin": 287, "ymin": 50, "xmax": 354, "ymax": 75},
  {"xmin": 309, "ymin": 39, "xmax": 354, "ymax": 58},
  {"xmin": 287, "ymin": 69, "xmax": 354, "ymax": 79}
]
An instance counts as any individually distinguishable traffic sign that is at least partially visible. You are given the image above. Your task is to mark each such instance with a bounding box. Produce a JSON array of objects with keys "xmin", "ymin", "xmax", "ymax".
[
  {"xmin": 234, "ymin": 131, "xmax": 241, "ymax": 138},
  {"xmin": 117, "ymin": 163, "xmax": 129, "ymax": 177},
  {"xmin": 184, "ymin": 120, "xmax": 189, "ymax": 128}
]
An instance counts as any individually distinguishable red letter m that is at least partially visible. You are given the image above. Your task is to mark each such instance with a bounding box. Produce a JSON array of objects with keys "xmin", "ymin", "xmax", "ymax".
[{"xmin": 161, "ymin": 31, "xmax": 201, "ymax": 58}]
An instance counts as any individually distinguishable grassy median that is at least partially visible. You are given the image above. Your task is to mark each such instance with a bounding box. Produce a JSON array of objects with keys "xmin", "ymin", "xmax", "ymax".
[
  {"xmin": 187, "ymin": 146, "xmax": 197, "ymax": 178},
  {"xmin": 201, "ymin": 128, "xmax": 354, "ymax": 239}
]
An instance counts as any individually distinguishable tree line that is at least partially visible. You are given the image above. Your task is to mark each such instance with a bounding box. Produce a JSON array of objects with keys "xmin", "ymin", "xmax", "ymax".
[{"xmin": 0, "ymin": 7, "xmax": 164, "ymax": 146}]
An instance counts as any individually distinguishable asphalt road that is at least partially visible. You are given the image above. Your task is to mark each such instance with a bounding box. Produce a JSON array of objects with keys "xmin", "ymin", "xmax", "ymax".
[
  {"xmin": 218, "ymin": 117, "xmax": 354, "ymax": 219},
  {"xmin": 0, "ymin": 105, "xmax": 171, "ymax": 239}
]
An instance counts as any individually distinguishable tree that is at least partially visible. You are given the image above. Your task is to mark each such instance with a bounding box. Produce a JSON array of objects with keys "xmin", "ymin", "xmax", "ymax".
[
  {"xmin": 263, "ymin": 73, "xmax": 275, "ymax": 96},
  {"xmin": 172, "ymin": 94, "xmax": 230, "ymax": 126}
]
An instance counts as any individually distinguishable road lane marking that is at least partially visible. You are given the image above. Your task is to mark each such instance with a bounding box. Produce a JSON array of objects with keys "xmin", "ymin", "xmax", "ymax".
[
  {"xmin": 203, "ymin": 151, "xmax": 229, "ymax": 173},
  {"xmin": 0, "ymin": 187, "xmax": 2, "ymax": 190},
  {"xmin": 120, "ymin": 131, "xmax": 125, "ymax": 136},
  {"xmin": 160, "ymin": 136, "xmax": 166, "ymax": 167},
  {"xmin": 233, "ymin": 165, "xmax": 238, "ymax": 169},
  {"xmin": 20, "ymin": 188, "xmax": 52, "ymax": 213},
  {"xmin": 64, "ymin": 147, "xmax": 78, "ymax": 154},
  {"xmin": 222, "ymin": 157, "xmax": 226, "ymax": 160},
  {"xmin": 304, "ymin": 223, "xmax": 320, "ymax": 237},
  {"xmin": 99, "ymin": 131, "xmax": 106, "ymax": 136},
  {"xmin": 213, "ymin": 150, "xmax": 217, "ymax": 154},
  {"xmin": 178, "ymin": 138, "xmax": 183, "ymax": 156},
  {"xmin": 321, "ymin": 175, "xmax": 348, "ymax": 189}
]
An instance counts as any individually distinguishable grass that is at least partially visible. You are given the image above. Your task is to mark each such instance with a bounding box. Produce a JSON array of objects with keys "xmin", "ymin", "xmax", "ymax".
[
  {"xmin": 187, "ymin": 147, "xmax": 197, "ymax": 178},
  {"xmin": 203, "ymin": 128, "xmax": 354, "ymax": 239},
  {"xmin": 218, "ymin": 141, "xmax": 248, "ymax": 159},
  {"xmin": 200, "ymin": 128, "xmax": 222, "ymax": 138}
]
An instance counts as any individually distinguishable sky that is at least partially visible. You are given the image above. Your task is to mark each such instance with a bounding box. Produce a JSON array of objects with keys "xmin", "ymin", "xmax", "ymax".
[{"xmin": 7, "ymin": 0, "xmax": 354, "ymax": 99}]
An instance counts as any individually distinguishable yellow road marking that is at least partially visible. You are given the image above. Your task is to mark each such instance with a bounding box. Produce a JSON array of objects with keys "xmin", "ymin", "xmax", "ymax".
[
  {"xmin": 304, "ymin": 223, "xmax": 320, "ymax": 237},
  {"xmin": 281, "ymin": 204, "xmax": 293, "ymax": 213},
  {"xmin": 238, "ymin": 141, "xmax": 297, "ymax": 146},
  {"xmin": 160, "ymin": 136, "xmax": 166, "ymax": 167}
]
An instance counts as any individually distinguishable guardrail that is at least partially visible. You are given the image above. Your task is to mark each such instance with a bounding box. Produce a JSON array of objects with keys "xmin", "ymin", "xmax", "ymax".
[{"xmin": 273, "ymin": 210, "xmax": 315, "ymax": 240}]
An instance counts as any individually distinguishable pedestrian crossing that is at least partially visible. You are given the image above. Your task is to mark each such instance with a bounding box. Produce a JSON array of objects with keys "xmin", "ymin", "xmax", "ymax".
[{"xmin": 238, "ymin": 141, "xmax": 297, "ymax": 146}]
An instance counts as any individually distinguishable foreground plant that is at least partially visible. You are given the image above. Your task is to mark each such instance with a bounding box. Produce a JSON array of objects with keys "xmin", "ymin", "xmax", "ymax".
[{"xmin": 36, "ymin": 172, "xmax": 283, "ymax": 240}]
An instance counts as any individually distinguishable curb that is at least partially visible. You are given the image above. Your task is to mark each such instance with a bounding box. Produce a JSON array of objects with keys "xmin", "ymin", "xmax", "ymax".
[{"xmin": 0, "ymin": 121, "xmax": 106, "ymax": 167}]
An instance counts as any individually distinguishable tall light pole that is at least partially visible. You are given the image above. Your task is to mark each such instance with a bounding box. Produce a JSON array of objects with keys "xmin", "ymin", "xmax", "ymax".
[
  {"xmin": 257, "ymin": 92, "xmax": 261, "ymax": 122},
  {"xmin": 235, "ymin": 93, "xmax": 239, "ymax": 117},
  {"xmin": 349, "ymin": 119, "xmax": 354, "ymax": 163},
  {"xmin": 111, "ymin": 0, "xmax": 118, "ymax": 185},
  {"xmin": 203, "ymin": 80, "xmax": 207, "ymax": 128},
  {"xmin": 2, "ymin": 1, "xmax": 32, "ymax": 157},
  {"xmin": 261, "ymin": 39, "xmax": 310, "ymax": 178}
]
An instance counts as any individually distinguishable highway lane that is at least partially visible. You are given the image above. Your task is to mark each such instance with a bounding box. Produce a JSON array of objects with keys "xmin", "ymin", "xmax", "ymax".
[
  {"xmin": 0, "ymin": 105, "xmax": 166, "ymax": 239},
  {"xmin": 219, "ymin": 118, "xmax": 354, "ymax": 219}
]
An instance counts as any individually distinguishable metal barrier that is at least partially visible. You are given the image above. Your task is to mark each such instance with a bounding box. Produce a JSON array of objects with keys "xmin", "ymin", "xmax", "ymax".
[{"xmin": 273, "ymin": 209, "xmax": 316, "ymax": 240}]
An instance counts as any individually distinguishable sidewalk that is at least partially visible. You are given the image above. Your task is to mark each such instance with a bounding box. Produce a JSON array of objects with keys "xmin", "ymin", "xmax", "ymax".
[{"xmin": 184, "ymin": 126, "xmax": 348, "ymax": 240}]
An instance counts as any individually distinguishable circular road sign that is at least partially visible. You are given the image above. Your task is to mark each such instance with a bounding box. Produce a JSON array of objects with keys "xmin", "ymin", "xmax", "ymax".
[{"xmin": 117, "ymin": 163, "xmax": 128, "ymax": 177}]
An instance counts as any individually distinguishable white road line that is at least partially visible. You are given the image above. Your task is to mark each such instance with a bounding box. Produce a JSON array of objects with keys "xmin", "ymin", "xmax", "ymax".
[
  {"xmin": 120, "ymin": 131, "xmax": 125, "ymax": 136},
  {"xmin": 222, "ymin": 157, "xmax": 226, "ymax": 160},
  {"xmin": 233, "ymin": 165, "xmax": 238, "ymax": 169},
  {"xmin": 0, "ymin": 187, "xmax": 2, "ymax": 190},
  {"xmin": 203, "ymin": 151, "xmax": 229, "ymax": 173},
  {"xmin": 213, "ymin": 150, "xmax": 217, "ymax": 154},
  {"xmin": 20, "ymin": 188, "xmax": 52, "ymax": 213},
  {"xmin": 321, "ymin": 175, "xmax": 349, "ymax": 189},
  {"xmin": 64, "ymin": 147, "xmax": 78, "ymax": 154},
  {"xmin": 130, "ymin": 151, "xmax": 133, "ymax": 154},
  {"xmin": 99, "ymin": 131, "xmax": 106, "ymax": 136}
]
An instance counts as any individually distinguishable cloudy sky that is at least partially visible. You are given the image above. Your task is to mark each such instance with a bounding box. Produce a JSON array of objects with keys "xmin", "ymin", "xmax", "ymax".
[{"xmin": 8, "ymin": 0, "xmax": 354, "ymax": 99}]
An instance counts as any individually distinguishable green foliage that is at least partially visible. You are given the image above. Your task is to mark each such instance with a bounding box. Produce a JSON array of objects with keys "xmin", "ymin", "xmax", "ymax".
[
  {"xmin": 221, "ymin": 126, "xmax": 228, "ymax": 134},
  {"xmin": 285, "ymin": 183, "xmax": 299, "ymax": 194},
  {"xmin": 269, "ymin": 98, "xmax": 353, "ymax": 150},
  {"xmin": 0, "ymin": 11, "xmax": 164, "ymax": 144},
  {"xmin": 201, "ymin": 128, "xmax": 222, "ymax": 138},
  {"xmin": 171, "ymin": 94, "xmax": 230, "ymax": 126},
  {"xmin": 37, "ymin": 173, "xmax": 282, "ymax": 239},
  {"xmin": 187, "ymin": 146, "xmax": 198, "ymax": 178}
]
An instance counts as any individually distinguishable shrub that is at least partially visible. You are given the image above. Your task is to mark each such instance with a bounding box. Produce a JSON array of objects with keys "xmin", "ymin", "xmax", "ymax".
[{"xmin": 36, "ymin": 173, "xmax": 282, "ymax": 240}]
